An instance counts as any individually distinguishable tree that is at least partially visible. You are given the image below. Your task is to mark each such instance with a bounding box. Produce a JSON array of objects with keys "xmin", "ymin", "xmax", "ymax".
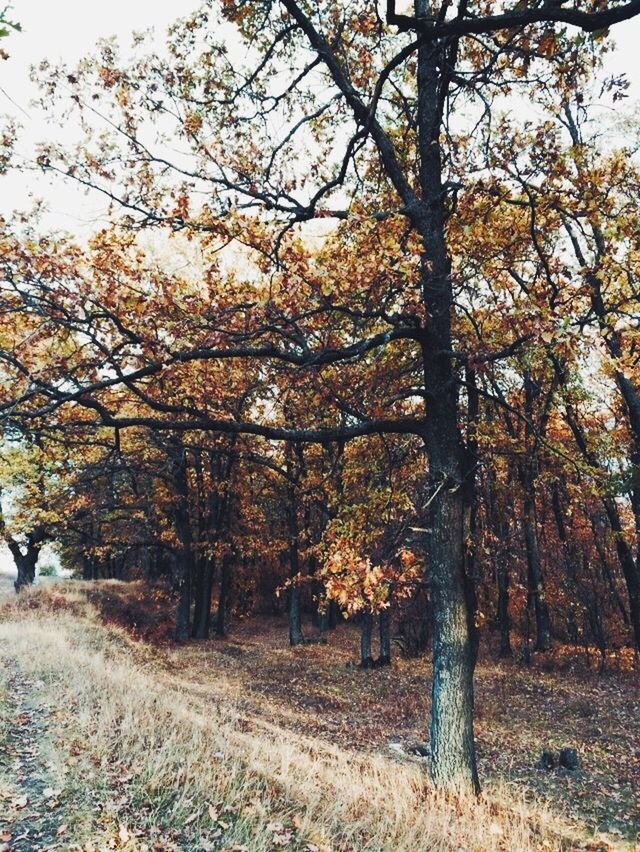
[{"xmin": 2, "ymin": 0, "xmax": 640, "ymax": 792}]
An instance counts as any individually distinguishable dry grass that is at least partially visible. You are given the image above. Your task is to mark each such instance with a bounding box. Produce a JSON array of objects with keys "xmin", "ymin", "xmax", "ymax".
[{"xmin": 0, "ymin": 583, "xmax": 635, "ymax": 851}]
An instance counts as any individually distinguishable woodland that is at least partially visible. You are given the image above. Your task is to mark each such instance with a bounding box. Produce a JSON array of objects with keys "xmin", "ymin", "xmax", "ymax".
[{"xmin": 1, "ymin": 1, "xmax": 640, "ymax": 849}]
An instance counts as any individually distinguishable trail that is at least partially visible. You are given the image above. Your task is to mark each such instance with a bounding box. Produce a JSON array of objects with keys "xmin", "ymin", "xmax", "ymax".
[{"xmin": 0, "ymin": 664, "xmax": 65, "ymax": 851}]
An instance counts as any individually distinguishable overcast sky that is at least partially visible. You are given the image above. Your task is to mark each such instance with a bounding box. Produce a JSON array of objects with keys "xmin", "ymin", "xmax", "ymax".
[
  {"xmin": 2, "ymin": 1, "xmax": 640, "ymax": 230},
  {"xmin": 0, "ymin": 1, "xmax": 185, "ymax": 232}
]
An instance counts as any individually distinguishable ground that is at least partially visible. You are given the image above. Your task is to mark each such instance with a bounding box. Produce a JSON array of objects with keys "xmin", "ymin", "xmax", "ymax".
[{"xmin": 0, "ymin": 579, "xmax": 638, "ymax": 851}]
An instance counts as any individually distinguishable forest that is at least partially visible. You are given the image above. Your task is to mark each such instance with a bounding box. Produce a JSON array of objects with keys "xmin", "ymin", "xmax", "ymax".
[{"xmin": 0, "ymin": 1, "xmax": 639, "ymax": 849}]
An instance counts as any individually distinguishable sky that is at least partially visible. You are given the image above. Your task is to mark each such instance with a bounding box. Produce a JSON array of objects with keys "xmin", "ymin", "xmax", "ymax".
[
  {"xmin": 1, "ymin": 1, "xmax": 640, "ymax": 227},
  {"xmin": 0, "ymin": 0, "xmax": 185, "ymax": 232},
  {"xmin": 1, "ymin": 0, "xmax": 640, "ymax": 576}
]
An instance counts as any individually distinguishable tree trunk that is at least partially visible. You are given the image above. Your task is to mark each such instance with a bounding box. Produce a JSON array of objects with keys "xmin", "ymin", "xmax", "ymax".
[
  {"xmin": 359, "ymin": 611, "xmax": 374, "ymax": 668},
  {"xmin": 286, "ymin": 457, "xmax": 305, "ymax": 647},
  {"xmin": 191, "ymin": 554, "xmax": 206, "ymax": 639},
  {"xmin": 215, "ymin": 553, "xmax": 232, "ymax": 637},
  {"xmin": 522, "ymin": 489, "xmax": 552, "ymax": 652},
  {"xmin": 13, "ymin": 549, "xmax": 38, "ymax": 591},
  {"xmin": 8, "ymin": 536, "xmax": 41, "ymax": 592},
  {"xmin": 288, "ymin": 582, "xmax": 304, "ymax": 646},
  {"xmin": 463, "ymin": 367, "xmax": 481, "ymax": 669},
  {"xmin": 414, "ymin": 25, "xmax": 479, "ymax": 790},
  {"xmin": 171, "ymin": 444, "xmax": 194, "ymax": 642},
  {"xmin": 496, "ymin": 557, "xmax": 512, "ymax": 658},
  {"xmin": 427, "ymin": 482, "xmax": 479, "ymax": 790},
  {"xmin": 82, "ymin": 554, "xmax": 92, "ymax": 581},
  {"xmin": 378, "ymin": 608, "xmax": 391, "ymax": 665},
  {"xmin": 193, "ymin": 555, "xmax": 218, "ymax": 640}
]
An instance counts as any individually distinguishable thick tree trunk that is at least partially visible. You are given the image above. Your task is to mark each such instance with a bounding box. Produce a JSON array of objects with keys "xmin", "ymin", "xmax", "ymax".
[
  {"xmin": 288, "ymin": 582, "xmax": 305, "ymax": 646},
  {"xmin": 415, "ymin": 25, "xmax": 479, "ymax": 790},
  {"xmin": 287, "ymin": 513, "xmax": 305, "ymax": 646},
  {"xmin": 378, "ymin": 608, "xmax": 391, "ymax": 665},
  {"xmin": 13, "ymin": 549, "xmax": 38, "ymax": 591},
  {"xmin": 193, "ymin": 555, "xmax": 218, "ymax": 639},
  {"xmin": 359, "ymin": 611, "xmax": 374, "ymax": 668},
  {"xmin": 82, "ymin": 554, "xmax": 92, "ymax": 581},
  {"xmin": 8, "ymin": 537, "xmax": 41, "ymax": 592},
  {"xmin": 427, "ymin": 483, "xmax": 479, "ymax": 790},
  {"xmin": 414, "ymin": 25, "xmax": 478, "ymax": 789}
]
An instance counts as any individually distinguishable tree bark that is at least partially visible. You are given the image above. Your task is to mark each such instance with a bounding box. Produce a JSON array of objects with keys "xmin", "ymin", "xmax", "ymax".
[
  {"xmin": 285, "ymin": 447, "xmax": 305, "ymax": 647},
  {"xmin": 191, "ymin": 553, "xmax": 206, "ymax": 639},
  {"xmin": 286, "ymin": 502, "xmax": 305, "ymax": 646},
  {"xmin": 215, "ymin": 552, "xmax": 232, "ymax": 637},
  {"xmin": 496, "ymin": 557, "xmax": 512, "ymax": 659},
  {"xmin": 463, "ymin": 367, "xmax": 481, "ymax": 669},
  {"xmin": 288, "ymin": 582, "xmax": 305, "ymax": 646},
  {"xmin": 360, "ymin": 611, "xmax": 374, "ymax": 668},
  {"xmin": 427, "ymin": 485, "xmax": 479, "ymax": 789},
  {"xmin": 8, "ymin": 531, "xmax": 43, "ymax": 592},
  {"xmin": 171, "ymin": 443, "xmax": 194, "ymax": 642},
  {"xmin": 486, "ymin": 466, "xmax": 513, "ymax": 659},
  {"xmin": 415, "ymin": 23, "xmax": 479, "ymax": 790},
  {"xmin": 11, "ymin": 543, "xmax": 39, "ymax": 591},
  {"xmin": 378, "ymin": 608, "xmax": 391, "ymax": 665},
  {"xmin": 522, "ymin": 487, "xmax": 552, "ymax": 652}
]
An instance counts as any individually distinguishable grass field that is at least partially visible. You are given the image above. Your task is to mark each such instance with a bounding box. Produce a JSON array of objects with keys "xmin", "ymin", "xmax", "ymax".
[{"xmin": 0, "ymin": 581, "xmax": 637, "ymax": 850}]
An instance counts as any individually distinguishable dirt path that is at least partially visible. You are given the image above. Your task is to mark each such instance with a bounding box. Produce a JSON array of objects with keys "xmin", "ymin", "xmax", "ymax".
[{"xmin": 0, "ymin": 665, "xmax": 65, "ymax": 851}]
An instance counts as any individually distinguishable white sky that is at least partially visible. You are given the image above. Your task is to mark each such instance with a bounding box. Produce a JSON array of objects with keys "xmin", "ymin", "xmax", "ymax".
[
  {"xmin": 1, "ymin": 1, "xmax": 640, "ymax": 229},
  {"xmin": 0, "ymin": 1, "xmax": 186, "ymax": 231}
]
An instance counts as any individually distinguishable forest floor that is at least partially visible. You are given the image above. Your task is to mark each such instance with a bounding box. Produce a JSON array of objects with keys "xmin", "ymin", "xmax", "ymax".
[{"xmin": 0, "ymin": 580, "xmax": 638, "ymax": 851}]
